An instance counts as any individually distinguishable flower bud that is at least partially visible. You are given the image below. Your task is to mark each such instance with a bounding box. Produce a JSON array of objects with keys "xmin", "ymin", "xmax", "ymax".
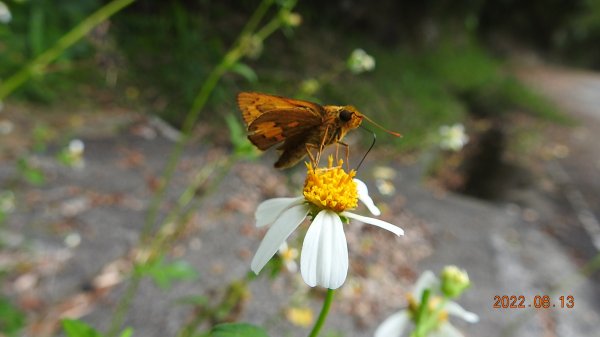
[
  {"xmin": 441, "ymin": 265, "xmax": 470, "ymax": 298},
  {"xmin": 300, "ymin": 79, "xmax": 320, "ymax": 96},
  {"xmin": 240, "ymin": 35, "xmax": 263, "ymax": 59},
  {"xmin": 281, "ymin": 11, "xmax": 302, "ymax": 27}
]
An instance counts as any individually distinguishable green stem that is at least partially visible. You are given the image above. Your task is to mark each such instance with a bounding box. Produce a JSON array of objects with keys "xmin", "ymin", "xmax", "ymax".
[
  {"xmin": 308, "ymin": 289, "xmax": 335, "ymax": 337},
  {"xmin": 412, "ymin": 289, "xmax": 431, "ymax": 337},
  {"xmin": 141, "ymin": 53, "xmax": 236, "ymax": 242},
  {"xmin": 107, "ymin": 0, "xmax": 291, "ymax": 332},
  {"xmin": 148, "ymin": 156, "xmax": 233, "ymax": 255},
  {"xmin": 106, "ymin": 273, "xmax": 142, "ymax": 337},
  {"xmin": 107, "ymin": 157, "xmax": 234, "ymax": 337},
  {"xmin": 0, "ymin": 0, "xmax": 135, "ymax": 100},
  {"xmin": 142, "ymin": 0, "xmax": 279, "ymax": 240},
  {"xmin": 255, "ymin": 14, "xmax": 283, "ymax": 40},
  {"xmin": 237, "ymin": 0, "xmax": 274, "ymax": 41}
]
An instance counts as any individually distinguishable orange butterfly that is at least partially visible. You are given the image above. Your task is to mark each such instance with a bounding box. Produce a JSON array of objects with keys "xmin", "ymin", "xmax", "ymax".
[{"xmin": 237, "ymin": 92, "xmax": 400, "ymax": 169}]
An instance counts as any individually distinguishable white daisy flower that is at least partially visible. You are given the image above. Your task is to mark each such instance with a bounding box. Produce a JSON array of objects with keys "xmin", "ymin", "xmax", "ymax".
[
  {"xmin": 251, "ymin": 157, "xmax": 403, "ymax": 289},
  {"xmin": 375, "ymin": 271, "xmax": 479, "ymax": 337}
]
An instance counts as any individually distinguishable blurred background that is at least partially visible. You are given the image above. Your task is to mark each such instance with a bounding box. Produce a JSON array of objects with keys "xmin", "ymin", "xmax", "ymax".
[{"xmin": 1, "ymin": 0, "xmax": 600, "ymax": 336}]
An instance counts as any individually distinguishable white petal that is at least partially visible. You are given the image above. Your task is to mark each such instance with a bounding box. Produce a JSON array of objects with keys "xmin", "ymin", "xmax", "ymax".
[
  {"xmin": 285, "ymin": 260, "xmax": 298, "ymax": 273},
  {"xmin": 341, "ymin": 212, "xmax": 404, "ymax": 236},
  {"xmin": 445, "ymin": 301, "xmax": 479, "ymax": 323},
  {"xmin": 354, "ymin": 179, "xmax": 381, "ymax": 216},
  {"xmin": 255, "ymin": 197, "xmax": 304, "ymax": 227},
  {"xmin": 374, "ymin": 311, "xmax": 410, "ymax": 337},
  {"xmin": 429, "ymin": 323, "xmax": 464, "ymax": 337},
  {"xmin": 412, "ymin": 270, "xmax": 439, "ymax": 300},
  {"xmin": 300, "ymin": 210, "xmax": 348, "ymax": 289},
  {"xmin": 251, "ymin": 204, "xmax": 309, "ymax": 274}
]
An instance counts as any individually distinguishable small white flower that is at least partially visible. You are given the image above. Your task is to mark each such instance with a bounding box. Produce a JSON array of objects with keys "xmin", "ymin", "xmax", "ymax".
[
  {"xmin": 347, "ymin": 49, "xmax": 376, "ymax": 74},
  {"xmin": 64, "ymin": 232, "xmax": 82, "ymax": 248},
  {"xmin": 251, "ymin": 158, "xmax": 403, "ymax": 289},
  {"xmin": 68, "ymin": 139, "xmax": 85, "ymax": 156},
  {"xmin": 61, "ymin": 139, "xmax": 85, "ymax": 168},
  {"xmin": 373, "ymin": 166, "xmax": 397, "ymax": 180},
  {"xmin": 376, "ymin": 179, "xmax": 396, "ymax": 196},
  {"xmin": 373, "ymin": 166, "xmax": 397, "ymax": 195},
  {"xmin": 375, "ymin": 271, "xmax": 478, "ymax": 337},
  {"xmin": 278, "ymin": 242, "xmax": 299, "ymax": 273},
  {"xmin": 439, "ymin": 124, "xmax": 469, "ymax": 151},
  {"xmin": 0, "ymin": 1, "xmax": 11, "ymax": 24}
]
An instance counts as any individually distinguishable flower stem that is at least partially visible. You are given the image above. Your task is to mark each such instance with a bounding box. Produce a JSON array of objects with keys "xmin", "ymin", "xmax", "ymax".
[
  {"xmin": 308, "ymin": 289, "xmax": 335, "ymax": 337},
  {"xmin": 412, "ymin": 289, "xmax": 431, "ymax": 337}
]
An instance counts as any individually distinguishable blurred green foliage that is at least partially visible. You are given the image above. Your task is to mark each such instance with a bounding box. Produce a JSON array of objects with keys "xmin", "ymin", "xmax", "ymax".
[
  {"xmin": 0, "ymin": 0, "xmax": 596, "ymax": 149},
  {"xmin": 0, "ymin": 296, "xmax": 25, "ymax": 337},
  {"xmin": 313, "ymin": 38, "xmax": 564, "ymax": 150},
  {"xmin": 62, "ymin": 319, "xmax": 134, "ymax": 337},
  {"xmin": 0, "ymin": 0, "xmax": 103, "ymax": 102},
  {"xmin": 134, "ymin": 256, "xmax": 198, "ymax": 290},
  {"xmin": 210, "ymin": 322, "xmax": 270, "ymax": 337}
]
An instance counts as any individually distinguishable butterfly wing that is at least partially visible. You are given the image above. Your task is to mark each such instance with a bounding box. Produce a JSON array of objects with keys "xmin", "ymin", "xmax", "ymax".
[
  {"xmin": 237, "ymin": 92, "xmax": 324, "ymax": 126},
  {"xmin": 237, "ymin": 92, "xmax": 324, "ymax": 150}
]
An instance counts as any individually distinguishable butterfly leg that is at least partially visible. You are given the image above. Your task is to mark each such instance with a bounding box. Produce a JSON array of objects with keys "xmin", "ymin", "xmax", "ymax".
[
  {"xmin": 315, "ymin": 126, "xmax": 331, "ymax": 166},
  {"xmin": 306, "ymin": 143, "xmax": 321, "ymax": 167},
  {"xmin": 337, "ymin": 141, "xmax": 350, "ymax": 170}
]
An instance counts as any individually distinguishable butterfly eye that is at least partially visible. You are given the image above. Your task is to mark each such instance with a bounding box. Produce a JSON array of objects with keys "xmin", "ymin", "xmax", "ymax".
[{"xmin": 339, "ymin": 110, "xmax": 353, "ymax": 122}]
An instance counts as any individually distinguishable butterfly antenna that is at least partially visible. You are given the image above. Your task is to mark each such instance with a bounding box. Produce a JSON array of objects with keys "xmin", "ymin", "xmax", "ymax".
[
  {"xmin": 356, "ymin": 126, "xmax": 377, "ymax": 171},
  {"xmin": 361, "ymin": 114, "xmax": 402, "ymax": 137}
]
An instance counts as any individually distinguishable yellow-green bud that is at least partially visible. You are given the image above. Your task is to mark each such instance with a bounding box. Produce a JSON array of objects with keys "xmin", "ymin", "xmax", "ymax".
[
  {"xmin": 240, "ymin": 35, "xmax": 263, "ymax": 59},
  {"xmin": 440, "ymin": 265, "xmax": 470, "ymax": 298},
  {"xmin": 300, "ymin": 79, "xmax": 320, "ymax": 96},
  {"xmin": 282, "ymin": 11, "xmax": 302, "ymax": 27}
]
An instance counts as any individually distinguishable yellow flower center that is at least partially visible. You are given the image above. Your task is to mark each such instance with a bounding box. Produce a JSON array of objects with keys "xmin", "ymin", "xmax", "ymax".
[
  {"xmin": 280, "ymin": 247, "xmax": 298, "ymax": 262},
  {"xmin": 428, "ymin": 296, "xmax": 449, "ymax": 322},
  {"xmin": 303, "ymin": 156, "xmax": 358, "ymax": 213},
  {"xmin": 407, "ymin": 294, "xmax": 449, "ymax": 323}
]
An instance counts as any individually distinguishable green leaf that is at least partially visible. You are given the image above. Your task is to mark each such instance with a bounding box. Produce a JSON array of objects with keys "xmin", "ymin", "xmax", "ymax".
[
  {"xmin": 211, "ymin": 323, "xmax": 269, "ymax": 337},
  {"xmin": 17, "ymin": 158, "xmax": 45, "ymax": 186},
  {"xmin": 224, "ymin": 114, "xmax": 257, "ymax": 159},
  {"xmin": 135, "ymin": 257, "xmax": 198, "ymax": 290},
  {"xmin": 225, "ymin": 114, "xmax": 244, "ymax": 143},
  {"xmin": 24, "ymin": 168, "xmax": 45, "ymax": 185},
  {"xmin": 0, "ymin": 297, "xmax": 26, "ymax": 336},
  {"xmin": 230, "ymin": 63, "xmax": 257, "ymax": 83},
  {"xmin": 118, "ymin": 327, "xmax": 134, "ymax": 337},
  {"xmin": 61, "ymin": 319, "xmax": 103, "ymax": 337}
]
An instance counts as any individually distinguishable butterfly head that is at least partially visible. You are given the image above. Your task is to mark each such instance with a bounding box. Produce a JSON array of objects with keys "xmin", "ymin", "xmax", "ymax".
[{"xmin": 338, "ymin": 106, "xmax": 363, "ymax": 130}]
